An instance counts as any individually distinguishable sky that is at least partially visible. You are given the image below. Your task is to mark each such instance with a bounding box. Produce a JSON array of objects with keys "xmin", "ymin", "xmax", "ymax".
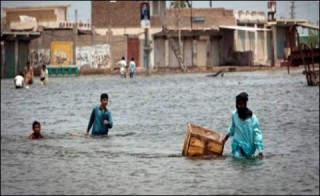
[{"xmin": 1, "ymin": 1, "xmax": 319, "ymax": 25}]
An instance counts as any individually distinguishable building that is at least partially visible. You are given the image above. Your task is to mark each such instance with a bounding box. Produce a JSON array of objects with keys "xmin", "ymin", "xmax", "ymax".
[
  {"xmin": 233, "ymin": 10, "xmax": 270, "ymax": 65},
  {"xmin": 2, "ymin": 5, "xmax": 69, "ymax": 30},
  {"xmin": 1, "ymin": 4, "xmax": 96, "ymax": 78},
  {"xmin": 5, "ymin": 2, "xmax": 316, "ymax": 78},
  {"xmin": 1, "ymin": 5, "xmax": 70, "ymax": 78},
  {"xmin": 91, "ymin": 1, "xmax": 166, "ymax": 70},
  {"xmin": 153, "ymin": 8, "xmax": 236, "ymax": 69}
]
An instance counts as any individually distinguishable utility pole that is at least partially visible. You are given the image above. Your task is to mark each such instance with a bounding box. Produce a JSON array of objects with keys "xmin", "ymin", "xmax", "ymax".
[
  {"xmin": 178, "ymin": 1, "xmax": 182, "ymax": 59},
  {"xmin": 290, "ymin": 1, "xmax": 295, "ymax": 19},
  {"xmin": 144, "ymin": 28, "xmax": 150, "ymax": 76},
  {"xmin": 190, "ymin": 0, "xmax": 193, "ymax": 67},
  {"xmin": 73, "ymin": 9, "xmax": 78, "ymax": 65},
  {"xmin": 270, "ymin": 26, "xmax": 275, "ymax": 67}
]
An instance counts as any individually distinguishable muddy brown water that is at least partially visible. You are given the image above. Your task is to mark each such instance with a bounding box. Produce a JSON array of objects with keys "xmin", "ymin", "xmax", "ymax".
[{"xmin": 1, "ymin": 68, "xmax": 319, "ymax": 195}]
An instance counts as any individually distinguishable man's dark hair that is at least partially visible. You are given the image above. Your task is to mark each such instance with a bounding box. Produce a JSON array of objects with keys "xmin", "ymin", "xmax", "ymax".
[
  {"xmin": 26, "ymin": 61, "xmax": 30, "ymax": 65},
  {"xmin": 100, "ymin": 93, "xmax": 109, "ymax": 100},
  {"xmin": 236, "ymin": 92, "xmax": 249, "ymax": 102},
  {"xmin": 32, "ymin": 121, "xmax": 40, "ymax": 129}
]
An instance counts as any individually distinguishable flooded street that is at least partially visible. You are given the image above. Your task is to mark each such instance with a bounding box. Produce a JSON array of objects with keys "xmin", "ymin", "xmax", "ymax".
[{"xmin": 1, "ymin": 69, "xmax": 319, "ymax": 195}]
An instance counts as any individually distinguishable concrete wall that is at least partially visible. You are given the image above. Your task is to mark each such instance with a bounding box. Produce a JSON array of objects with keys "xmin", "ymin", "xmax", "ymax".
[
  {"xmin": 154, "ymin": 37, "xmax": 165, "ymax": 67},
  {"xmin": 168, "ymin": 38, "xmax": 179, "ymax": 68},
  {"xmin": 197, "ymin": 39, "xmax": 207, "ymax": 66},
  {"xmin": 183, "ymin": 39, "xmax": 192, "ymax": 67},
  {"xmin": 165, "ymin": 8, "xmax": 235, "ymax": 28},
  {"xmin": 152, "ymin": 8, "xmax": 237, "ymax": 69},
  {"xmin": 234, "ymin": 10, "xmax": 269, "ymax": 65},
  {"xmin": 210, "ymin": 37, "xmax": 221, "ymax": 66},
  {"xmin": 29, "ymin": 29, "xmax": 127, "ymax": 72},
  {"xmin": 257, "ymin": 31, "xmax": 266, "ymax": 61},
  {"xmin": 220, "ymin": 29, "xmax": 235, "ymax": 65},
  {"xmin": 3, "ymin": 6, "xmax": 67, "ymax": 25},
  {"xmin": 276, "ymin": 27, "xmax": 286, "ymax": 59}
]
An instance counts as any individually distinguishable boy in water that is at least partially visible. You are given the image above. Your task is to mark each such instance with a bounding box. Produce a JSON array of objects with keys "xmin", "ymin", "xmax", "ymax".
[
  {"xmin": 40, "ymin": 64, "xmax": 49, "ymax": 85},
  {"xmin": 28, "ymin": 121, "xmax": 45, "ymax": 140},
  {"xmin": 14, "ymin": 71, "xmax": 24, "ymax": 89},
  {"xmin": 24, "ymin": 61, "xmax": 34, "ymax": 85},
  {"xmin": 86, "ymin": 93, "xmax": 113, "ymax": 136}
]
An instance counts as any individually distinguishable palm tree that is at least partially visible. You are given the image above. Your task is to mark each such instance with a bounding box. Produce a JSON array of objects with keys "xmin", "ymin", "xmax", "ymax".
[{"xmin": 169, "ymin": 0, "xmax": 191, "ymax": 8}]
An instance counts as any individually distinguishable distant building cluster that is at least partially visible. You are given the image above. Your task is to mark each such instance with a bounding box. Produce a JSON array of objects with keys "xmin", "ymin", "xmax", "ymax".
[{"xmin": 1, "ymin": 1, "xmax": 318, "ymax": 78}]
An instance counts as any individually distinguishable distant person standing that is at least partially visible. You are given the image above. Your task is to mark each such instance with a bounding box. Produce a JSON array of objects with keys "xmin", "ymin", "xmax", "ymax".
[
  {"xmin": 118, "ymin": 56, "xmax": 127, "ymax": 78},
  {"xmin": 86, "ymin": 93, "xmax": 113, "ymax": 136},
  {"xmin": 24, "ymin": 61, "xmax": 34, "ymax": 85},
  {"xmin": 129, "ymin": 57, "xmax": 136, "ymax": 78},
  {"xmin": 14, "ymin": 71, "xmax": 24, "ymax": 89},
  {"xmin": 40, "ymin": 64, "xmax": 49, "ymax": 85}
]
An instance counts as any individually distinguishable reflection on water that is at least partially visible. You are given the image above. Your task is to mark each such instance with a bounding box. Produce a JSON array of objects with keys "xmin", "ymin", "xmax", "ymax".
[{"xmin": 1, "ymin": 69, "xmax": 319, "ymax": 195}]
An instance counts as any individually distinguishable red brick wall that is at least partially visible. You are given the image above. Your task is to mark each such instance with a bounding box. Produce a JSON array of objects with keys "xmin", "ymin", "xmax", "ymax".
[
  {"xmin": 92, "ymin": 1, "xmax": 162, "ymax": 28},
  {"xmin": 92, "ymin": 2, "xmax": 234, "ymax": 29},
  {"xmin": 92, "ymin": 1, "xmax": 141, "ymax": 27}
]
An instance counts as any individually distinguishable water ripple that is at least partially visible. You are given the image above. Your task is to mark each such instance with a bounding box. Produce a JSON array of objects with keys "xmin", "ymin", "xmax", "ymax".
[{"xmin": 1, "ymin": 70, "xmax": 319, "ymax": 195}]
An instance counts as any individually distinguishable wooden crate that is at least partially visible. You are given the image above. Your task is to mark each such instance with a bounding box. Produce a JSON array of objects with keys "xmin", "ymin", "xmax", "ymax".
[{"xmin": 182, "ymin": 123, "xmax": 225, "ymax": 157}]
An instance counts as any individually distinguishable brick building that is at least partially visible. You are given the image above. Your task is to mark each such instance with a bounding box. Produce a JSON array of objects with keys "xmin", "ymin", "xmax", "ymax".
[
  {"xmin": 91, "ymin": 1, "xmax": 271, "ymax": 70},
  {"xmin": 92, "ymin": 1, "xmax": 166, "ymax": 70},
  {"xmin": 1, "ymin": 2, "xmax": 277, "ymax": 78}
]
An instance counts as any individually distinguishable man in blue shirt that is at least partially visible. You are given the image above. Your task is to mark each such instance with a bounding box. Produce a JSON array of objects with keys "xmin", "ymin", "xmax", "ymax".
[
  {"xmin": 222, "ymin": 92, "xmax": 264, "ymax": 159},
  {"xmin": 86, "ymin": 93, "xmax": 113, "ymax": 136}
]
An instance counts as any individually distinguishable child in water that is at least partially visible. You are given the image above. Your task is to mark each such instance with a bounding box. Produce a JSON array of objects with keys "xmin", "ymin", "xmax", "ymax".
[{"xmin": 28, "ymin": 121, "xmax": 45, "ymax": 140}]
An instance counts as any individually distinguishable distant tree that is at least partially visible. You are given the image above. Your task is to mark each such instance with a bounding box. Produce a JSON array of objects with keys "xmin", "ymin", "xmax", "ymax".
[{"xmin": 170, "ymin": 0, "xmax": 191, "ymax": 8}]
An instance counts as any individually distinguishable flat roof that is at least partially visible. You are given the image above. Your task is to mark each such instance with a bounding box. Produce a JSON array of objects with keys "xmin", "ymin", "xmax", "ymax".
[
  {"xmin": 2, "ymin": 5, "xmax": 70, "ymax": 11},
  {"xmin": 219, "ymin": 25, "xmax": 271, "ymax": 32},
  {"xmin": 296, "ymin": 23, "xmax": 319, "ymax": 31},
  {"xmin": 1, "ymin": 31, "xmax": 41, "ymax": 41}
]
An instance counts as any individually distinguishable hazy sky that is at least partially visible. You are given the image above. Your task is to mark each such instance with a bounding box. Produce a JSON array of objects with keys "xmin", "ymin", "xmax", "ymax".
[{"xmin": 1, "ymin": 1, "xmax": 319, "ymax": 24}]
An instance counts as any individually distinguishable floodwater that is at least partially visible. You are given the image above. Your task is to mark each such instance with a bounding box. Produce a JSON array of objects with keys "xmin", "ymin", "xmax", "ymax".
[{"xmin": 1, "ymin": 68, "xmax": 319, "ymax": 195}]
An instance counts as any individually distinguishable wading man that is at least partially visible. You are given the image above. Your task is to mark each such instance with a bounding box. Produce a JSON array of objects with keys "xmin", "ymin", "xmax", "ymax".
[{"xmin": 222, "ymin": 92, "xmax": 264, "ymax": 159}]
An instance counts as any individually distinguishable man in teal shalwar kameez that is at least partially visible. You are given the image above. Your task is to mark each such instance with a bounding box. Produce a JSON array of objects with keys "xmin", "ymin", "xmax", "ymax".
[{"xmin": 222, "ymin": 92, "xmax": 264, "ymax": 159}]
